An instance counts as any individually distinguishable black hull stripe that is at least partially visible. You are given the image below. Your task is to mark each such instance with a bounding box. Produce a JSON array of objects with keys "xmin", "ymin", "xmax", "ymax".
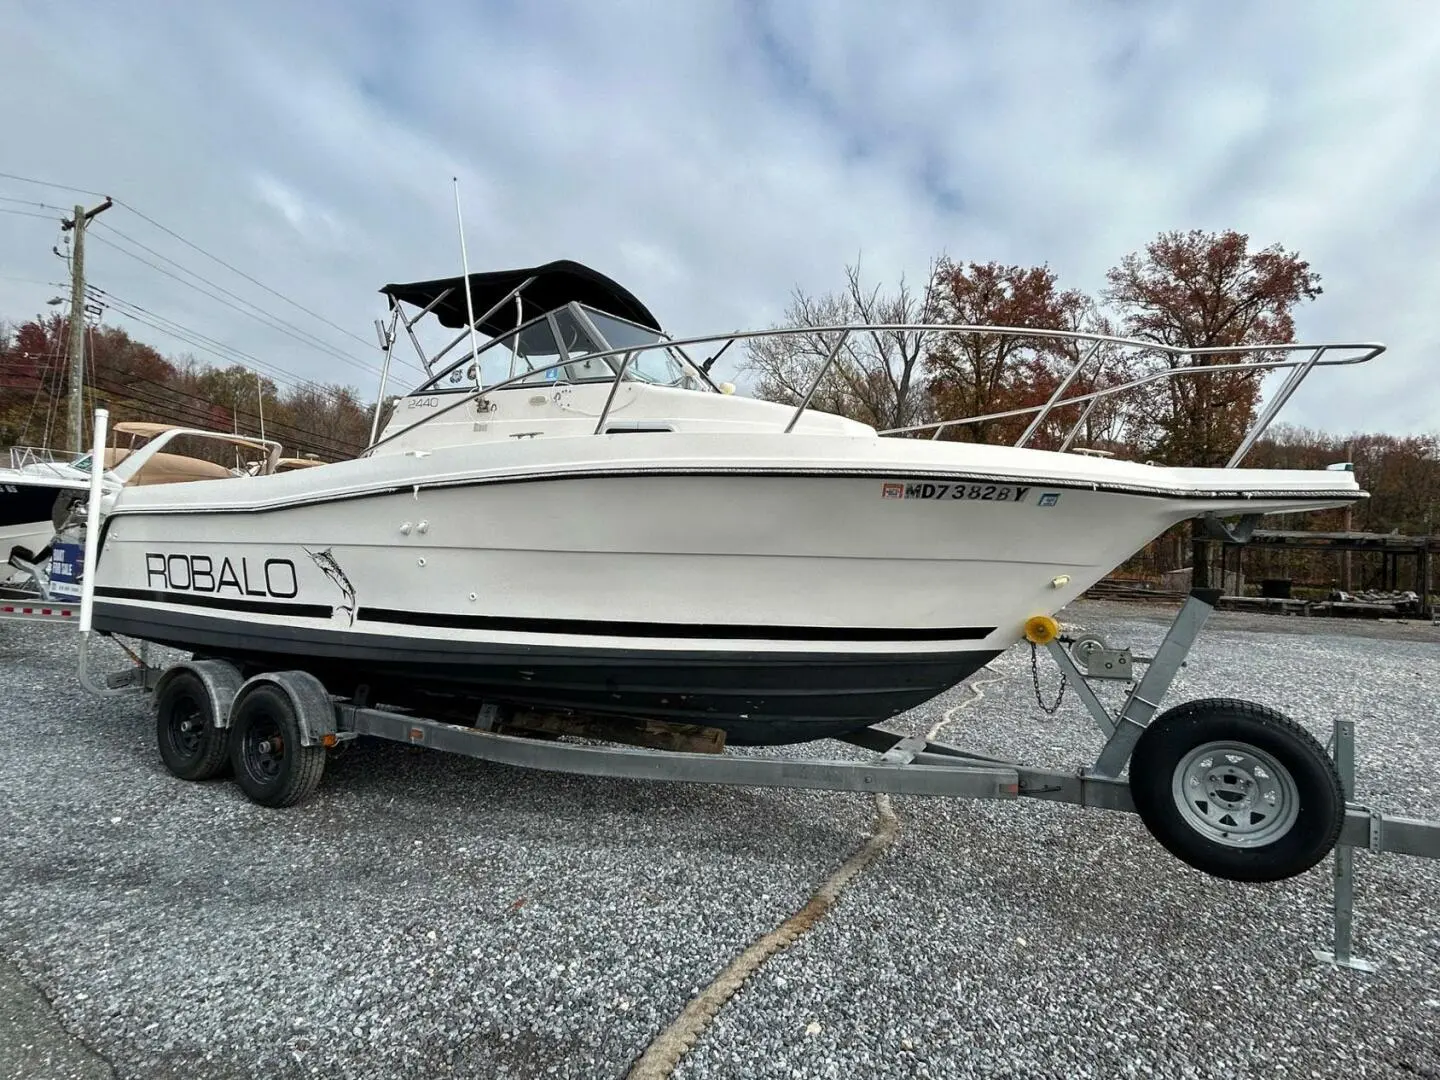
[
  {"xmin": 356, "ymin": 606, "xmax": 996, "ymax": 642},
  {"xmin": 100, "ymin": 465, "xmax": 1366, "ymax": 520},
  {"xmin": 96, "ymin": 587, "xmax": 331, "ymax": 619},
  {"xmin": 93, "ymin": 587, "xmax": 995, "ymax": 642}
]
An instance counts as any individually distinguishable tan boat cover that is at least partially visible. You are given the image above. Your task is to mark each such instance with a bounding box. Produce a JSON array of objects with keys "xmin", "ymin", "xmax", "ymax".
[{"xmin": 102, "ymin": 446, "xmax": 234, "ymax": 485}]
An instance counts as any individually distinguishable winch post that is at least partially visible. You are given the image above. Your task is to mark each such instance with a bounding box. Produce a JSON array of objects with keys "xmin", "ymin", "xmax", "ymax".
[
  {"xmin": 1313, "ymin": 719, "xmax": 1378, "ymax": 972},
  {"xmin": 1044, "ymin": 639, "xmax": 1116, "ymax": 737},
  {"xmin": 1088, "ymin": 588, "xmax": 1220, "ymax": 779}
]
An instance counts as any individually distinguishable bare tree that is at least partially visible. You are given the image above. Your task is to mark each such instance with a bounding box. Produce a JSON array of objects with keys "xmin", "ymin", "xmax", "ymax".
[{"xmin": 740, "ymin": 257, "xmax": 943, "ymax": 430}]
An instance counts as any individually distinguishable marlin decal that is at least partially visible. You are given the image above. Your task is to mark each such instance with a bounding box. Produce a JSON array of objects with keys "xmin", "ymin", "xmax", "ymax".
[{"xmin": 304, "ymin": 547, "xmax": 357, "ymax": 626}]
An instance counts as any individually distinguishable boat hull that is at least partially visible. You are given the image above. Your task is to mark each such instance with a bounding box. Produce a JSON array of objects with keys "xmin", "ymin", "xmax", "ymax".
[
  {"xmin": 87, "ymin": 435, "xmax": 1362, "ymax": 744},
  {"xmin": 0, "ymin": 477, "xmax": 79, "ymax": 582}
]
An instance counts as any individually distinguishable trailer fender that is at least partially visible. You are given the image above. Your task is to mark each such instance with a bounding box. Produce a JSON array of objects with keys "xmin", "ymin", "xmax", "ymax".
[
  {"xmin": 154, "ymin": 660, "xmax": 244, "ymax": 731},
  {"xmin": 231, "ymin": 670, "xmax": 338, "ymax": 748}
]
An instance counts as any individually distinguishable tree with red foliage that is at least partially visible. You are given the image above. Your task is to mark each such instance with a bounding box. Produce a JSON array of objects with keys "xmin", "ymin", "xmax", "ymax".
[
  {"xmin": 922, "ymin": 260, "xmax": 1092, "ymax": 444},
  {"xmin": 0, "ymin": 315, "xmax": 69, "ymax": 448},
  {"xmin": 1103, "ymin": 229, "xmax": 1323, "ymax": 585},
  {"xmin": 1, "ymin": 314, "xmax": 375, "ymax": 461},
  {"xmin": 1102, "ymin": 229, "xmax": 1322, "ymax": 466}
]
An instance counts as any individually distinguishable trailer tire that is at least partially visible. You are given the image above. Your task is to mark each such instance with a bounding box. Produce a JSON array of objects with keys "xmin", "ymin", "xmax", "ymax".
[
  {"xmin": 155, "ymin": 670, "xmax": 231, "ymax": 781},
  {"xmin": 229, "ymin": 684, "xmax": 326, "ymax": 808},
  {"xmin": 1129, "ymin": 698, "xmax": 1343, "ymax": 883}
]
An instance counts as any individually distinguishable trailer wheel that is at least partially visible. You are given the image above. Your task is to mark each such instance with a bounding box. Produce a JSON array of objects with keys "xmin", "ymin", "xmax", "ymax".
[
  {"xmin": 229, "ymin": 684, "xmax": 326, "ymax": 808},
  {"xmin": 155, "ymin": 671, "xmax": 231, "ymax": 781},
  {"xmin": 1129, "ymin": 698, "xmax": 1343, "ymax": 883}
]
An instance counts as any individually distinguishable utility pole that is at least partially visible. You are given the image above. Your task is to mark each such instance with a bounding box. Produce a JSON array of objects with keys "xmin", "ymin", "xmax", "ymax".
[{"xmin": 62, "ymin": 196, "xmax": 114, "ymax": 454}]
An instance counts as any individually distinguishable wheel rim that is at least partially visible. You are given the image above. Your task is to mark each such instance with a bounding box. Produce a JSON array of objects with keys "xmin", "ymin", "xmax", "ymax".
[
  {"xmin": 164, "ymin": 694, "xmax": 206, "ymax": 762},
  {"xmin": 240, "ymin": 713, "xmax": 285, "ymax": 784},
  {"xmin": 1171, "ymin": 740, "xmax": 1300, "ymax": 848}
]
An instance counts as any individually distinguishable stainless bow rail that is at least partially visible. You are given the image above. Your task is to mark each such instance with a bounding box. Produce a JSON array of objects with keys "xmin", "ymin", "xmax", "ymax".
[
  {"xmin": 364, "ymin": 295, "xmax": 1385, "ymax": 468},
  {"xmin": 6, "ymin": 445, "xmax": 70, "ymax": 469}
]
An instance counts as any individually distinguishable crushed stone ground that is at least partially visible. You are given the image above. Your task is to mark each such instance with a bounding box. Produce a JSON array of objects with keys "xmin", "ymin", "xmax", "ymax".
[{"xmin": 0, "ymin": 601, "xmax": 1436, "ymax": 1079}]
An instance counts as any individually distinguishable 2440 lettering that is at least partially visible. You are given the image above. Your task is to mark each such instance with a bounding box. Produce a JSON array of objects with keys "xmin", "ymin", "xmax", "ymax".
[{"xmin": 882, "ymin": 481, "xmax": 1031, "ymax": 503}]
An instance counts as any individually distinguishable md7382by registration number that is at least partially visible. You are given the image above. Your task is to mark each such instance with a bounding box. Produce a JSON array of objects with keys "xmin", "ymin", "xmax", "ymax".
[{"xmin": 881, "ymin": 481, "xmax": 1032, "ymax": 503}]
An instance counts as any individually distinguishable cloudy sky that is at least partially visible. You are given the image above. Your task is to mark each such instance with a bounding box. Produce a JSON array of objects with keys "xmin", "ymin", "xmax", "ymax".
[{"xmin": 2, "ymin": 0, "xmax": 1437, "ymax": 436}]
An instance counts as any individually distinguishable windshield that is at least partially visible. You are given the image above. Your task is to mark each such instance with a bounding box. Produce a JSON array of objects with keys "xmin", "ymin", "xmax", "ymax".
[
  {"xmin": 417, "ymin": 304, "xmax": 713, "ymax": 392},
  {"xmin": 581, "ymin": 307, "xmax": 711, "ymax": 391},
  {"xmin": 428, "ymin": 311, "xmax": 608, "ymax": 389}
]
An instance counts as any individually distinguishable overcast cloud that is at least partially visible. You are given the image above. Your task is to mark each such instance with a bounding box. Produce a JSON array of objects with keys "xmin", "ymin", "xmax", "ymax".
[{"xmin": 2, "ymin": 0, "xmax": 1437, "ymax": 436}]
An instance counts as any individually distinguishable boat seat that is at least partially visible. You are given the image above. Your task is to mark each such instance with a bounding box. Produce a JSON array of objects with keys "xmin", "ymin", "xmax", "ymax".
[
  {"xmin": 6, "ymin": 544, "xmax": 51, "ymax": 591},
  {"xmin": 8, "ymin": 541, "xmax": 49, "ymax": 563}
]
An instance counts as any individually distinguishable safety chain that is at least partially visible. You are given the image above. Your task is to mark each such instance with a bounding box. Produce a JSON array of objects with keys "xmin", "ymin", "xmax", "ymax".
[{"xmin": 1029, "ymin": 642, "xmax": 1068, "ymax": 715}]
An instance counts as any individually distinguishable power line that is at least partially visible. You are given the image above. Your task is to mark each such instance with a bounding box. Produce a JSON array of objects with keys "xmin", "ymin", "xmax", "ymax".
[
  {"xmin": 90, "ymin": 285, "xmax": 390, "ymax": 411},
  {"xmin": 0, "ymin": 195, "xmax": 69, "ymax": 212},
  {"xmin": 0, "ymin": 171, "xmax": 108, "ymax": 198},
  {"xmin": 1, "ymin": 356, "xmax": 365, "ymax": 460},
  {"xmin": 97, "ymin": 305, "xmax": 363, "ymax": 419},
  {"xmin": 0, "ymin": 324, "xmax": 67, "ymax": 448},
  {"xmin": 89, "ymin": 376, "xmax": 359, "ymax": 460},
  {"xmin": 1, "ymin": 170, "xmax": 410, "ymax": 434},
  {"xmin": 0, "ymin": 207, "xmax": 64, "ymax": 222},
  {"xmin": 1, "ymin": 169, "xmax": 388, "ymax": 355},
  {"xmin": 110, "ymin": 196, "xmax": 384, "ymax": 354},
  {"xmin": 3, "ymin": 172, "xmax": 422, "ymax": 381},
  {"xmin": 92, "ymin": 218, "xmax": 421, "ymax": 379},
  {"xmin": 93, "ymin": 308, "xmax": 384, "ymax": 455},
  {"xmin": 86, "ymin": 229, "xmax": 391, "ymax": 381}
]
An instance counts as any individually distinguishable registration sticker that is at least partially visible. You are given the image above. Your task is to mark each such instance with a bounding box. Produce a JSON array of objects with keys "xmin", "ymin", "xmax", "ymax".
[{"xmin": 881, "ymin": 481, "xmax": 1032, "ymax": 504}]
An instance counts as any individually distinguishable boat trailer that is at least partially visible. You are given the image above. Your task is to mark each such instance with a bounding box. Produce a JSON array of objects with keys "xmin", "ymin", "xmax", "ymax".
[{"xmin": 72, "ymin": 584, "xmax": 1440, "ymax": 973}]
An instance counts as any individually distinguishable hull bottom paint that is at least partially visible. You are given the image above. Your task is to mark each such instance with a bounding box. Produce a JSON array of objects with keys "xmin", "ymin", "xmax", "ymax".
[{"xmin": 91, "ymin": 603, "xmax": 999, "ymax": 746}]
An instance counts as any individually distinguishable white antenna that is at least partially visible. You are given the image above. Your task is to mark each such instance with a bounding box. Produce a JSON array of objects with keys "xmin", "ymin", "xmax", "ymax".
[
  {"xmin": 453, "ymin": 177, "xmax": 482, "ymax": 391},
  {"xmin": 255, "ymin": 370, "xmax": 266, "ymax": 442}
]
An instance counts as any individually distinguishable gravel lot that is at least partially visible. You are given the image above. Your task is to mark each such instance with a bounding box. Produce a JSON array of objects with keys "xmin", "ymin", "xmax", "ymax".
[{"xmin": 0, "ymin": 602, "xmax": 1437, "ymax": 1079}]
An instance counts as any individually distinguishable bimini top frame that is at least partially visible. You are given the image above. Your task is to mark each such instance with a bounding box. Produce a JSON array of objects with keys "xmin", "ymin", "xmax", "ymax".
[{"xmin": 366, "ymin": 290, "xmax": 1386, "ymax": 470}]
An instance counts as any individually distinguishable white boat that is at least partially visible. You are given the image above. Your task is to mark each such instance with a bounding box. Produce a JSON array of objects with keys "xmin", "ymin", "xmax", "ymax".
[
  {"xmin": 1, "ymin": 447, "xmax": 91, "ymax": 582},
  {"xmin": 82, "ymin": 260, "xmax": 1384, "ymax": 746}
]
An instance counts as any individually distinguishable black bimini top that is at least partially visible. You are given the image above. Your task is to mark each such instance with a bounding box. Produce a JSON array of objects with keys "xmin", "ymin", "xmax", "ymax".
[{"xmin": 380, "ymin": 259, "xmax": 662, "ymax": 335}]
